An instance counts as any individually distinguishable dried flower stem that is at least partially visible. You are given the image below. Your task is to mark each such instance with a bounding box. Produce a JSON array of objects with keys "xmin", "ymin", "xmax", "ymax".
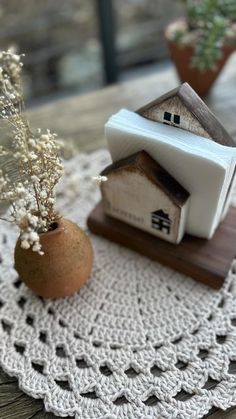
[{"xmin": 0, "ymin": 51, "xmax": 64, "ymax": 254}]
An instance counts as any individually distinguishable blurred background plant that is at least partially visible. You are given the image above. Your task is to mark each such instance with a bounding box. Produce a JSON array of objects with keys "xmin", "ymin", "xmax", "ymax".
[{"xmin": 170, "ymin": 0, "xmax": 236, "ymax": 70}]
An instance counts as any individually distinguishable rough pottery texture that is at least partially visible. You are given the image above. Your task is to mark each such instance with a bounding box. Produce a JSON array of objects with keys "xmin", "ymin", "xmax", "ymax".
[{"xmin": 14, "ymin": 218, "xmax": 93, "ymax": 298}]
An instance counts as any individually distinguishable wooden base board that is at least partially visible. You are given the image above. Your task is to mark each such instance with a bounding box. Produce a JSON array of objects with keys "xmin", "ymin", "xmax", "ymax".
[{"xmin": 87, "ymin": 202, "xmax": 236, "ymax": 289}]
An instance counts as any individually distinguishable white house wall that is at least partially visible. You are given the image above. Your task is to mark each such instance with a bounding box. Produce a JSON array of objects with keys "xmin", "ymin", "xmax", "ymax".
[{"xmin": 101, "ymin": 170, "xmax": 184, "ymax": 243}]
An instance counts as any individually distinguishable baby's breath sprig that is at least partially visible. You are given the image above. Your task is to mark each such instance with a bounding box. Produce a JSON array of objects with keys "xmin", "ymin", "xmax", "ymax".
[
  {"xmin": 92, "ymin": 175, "xmax": 108, "ymax": 184},
  {"xmin": 0, "ymin": 51, "xmax": 63, "ymax": 255},
  {"xmin": 0, "ymin": 49, "xmax": 24, "ymax": 105}
]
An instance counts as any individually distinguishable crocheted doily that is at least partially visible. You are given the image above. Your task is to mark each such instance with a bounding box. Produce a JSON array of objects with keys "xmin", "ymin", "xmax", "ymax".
[{"xmin": 1, "ymin": 149, "xmax": 236, "ymax": 419}]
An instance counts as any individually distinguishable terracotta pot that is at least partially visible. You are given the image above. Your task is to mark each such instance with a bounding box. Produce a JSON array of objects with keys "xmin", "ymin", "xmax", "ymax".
[
  {"xmin": 14, "ymin": 218, "xmax": 93, "ymax": 299},
  {"xmin": 165, "ymin": 23, "xmax": 234, "ymax": 96}
]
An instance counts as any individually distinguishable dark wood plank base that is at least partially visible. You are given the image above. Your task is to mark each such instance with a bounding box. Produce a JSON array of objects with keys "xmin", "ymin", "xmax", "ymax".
[{"xmin": 87, "ymin": 202, "xmax": 236, "ymax": 289}]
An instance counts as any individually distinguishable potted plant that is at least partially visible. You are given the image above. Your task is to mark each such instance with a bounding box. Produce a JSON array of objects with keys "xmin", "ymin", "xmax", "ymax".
[
  {"xmin": 165, "ymin": 0, "xmax": 236, "ymax": 96},
  {"xmin": 0, "ymin": 51, "xmax": 94, "ymax": 299}
]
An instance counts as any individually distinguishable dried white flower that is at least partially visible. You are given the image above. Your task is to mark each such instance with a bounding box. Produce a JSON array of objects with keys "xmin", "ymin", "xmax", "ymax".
[
  {"xmin": 0, "ymin": 50, "xmax": 23, "ymax": 103},
  {"xmin": 21, "ymin": 240, "xmax": 30, "ymax": 250},
  {"xmin": 0, "ymin": 51, "xmax": 63, "ymax": 255},
  {"xmin": 92, "ymin": 175, "xmax": 108, "ymax": 183},
  {"xmin": 29, "ymin": 231, "xmax": 39, "ymax": 242},
  {"xmin": 40, "ymin": 190, "xmax": 47, "ymax": 199}
]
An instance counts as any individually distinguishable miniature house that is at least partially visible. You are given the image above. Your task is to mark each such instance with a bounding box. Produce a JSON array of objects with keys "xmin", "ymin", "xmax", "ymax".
[
  {"xmin": 101, "ymin": 151, "xmax": 190, "ymax": 244},
  {"xmin": 137, "ymin": 82, "xmax": 234, "ymax": 146},
  {"xmin": 104, "ymin": 83, "xmax": 236, "ymax": 242}
]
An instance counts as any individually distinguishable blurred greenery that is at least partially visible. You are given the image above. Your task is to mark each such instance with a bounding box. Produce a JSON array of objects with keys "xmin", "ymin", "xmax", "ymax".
[{"xmin": 183, "ymin": 0, "xmax": 236, "ymax": 70}]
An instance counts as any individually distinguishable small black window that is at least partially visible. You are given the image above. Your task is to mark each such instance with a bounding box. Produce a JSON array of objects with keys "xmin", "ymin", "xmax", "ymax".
[
  {"xmin": 164, "ymin": 111, "xmax": 171, "ymax": 122},
  {"xmin": 174, "ymin": 114, "xmax": 180, "ymax": 124}
]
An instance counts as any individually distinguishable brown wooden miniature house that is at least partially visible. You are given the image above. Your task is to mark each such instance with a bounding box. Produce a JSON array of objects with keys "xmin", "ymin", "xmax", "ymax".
[
  {"xmin": 104, "ymin": 82, "xmax": 236, "ymax": 238},
  {"xmin": 137, "ymin": 82, "xmax": 235, "ymax": 147},
  {"xmin": 138, "ymin": 83, "xmax": 236, "ymax": 225},
  {"xmin": 101, "ymin": 150, "xmax": 190, "ymax": 244}
]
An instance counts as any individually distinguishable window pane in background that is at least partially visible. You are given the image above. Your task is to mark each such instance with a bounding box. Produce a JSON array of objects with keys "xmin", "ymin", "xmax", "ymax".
[
  {"xmin": 0, "ymin": 0, "xmax": 185, "ymax": 103},
  {"xmin": 115, "ymin": 0, "xmax": 184, "ymax": 70},
  {"xmin": 0, "ymin": 0, "xmax": 103, "ymax": 101}
]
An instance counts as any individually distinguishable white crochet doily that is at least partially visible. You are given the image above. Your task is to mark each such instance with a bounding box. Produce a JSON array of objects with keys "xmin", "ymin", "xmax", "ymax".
[{"xmin": 1, "ymin": 149, "xmax": 236, "ymax": 419}]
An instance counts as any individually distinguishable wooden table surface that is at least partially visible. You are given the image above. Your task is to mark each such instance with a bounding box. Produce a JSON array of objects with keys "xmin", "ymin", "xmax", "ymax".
[{"xmin": 1, "ymin": 54, "xmax": 236, "ymax": 418}]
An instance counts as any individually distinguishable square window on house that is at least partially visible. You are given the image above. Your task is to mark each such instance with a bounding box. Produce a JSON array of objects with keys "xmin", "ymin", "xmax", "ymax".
[
  {"xmin": 174, "ymin": 114, "xmax": 180, "ymax": 124},
  {"xmin": 164, "ymin": 111, "xmax": 171, "ymax": 122}
]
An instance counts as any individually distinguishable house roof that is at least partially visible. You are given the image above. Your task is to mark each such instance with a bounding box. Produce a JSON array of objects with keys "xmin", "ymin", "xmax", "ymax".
[
  {"xmin": 136, "ymin": 82, "xmax": 235, "ymax": 147},
  {"xmin": 152, "ymin": 209, "xmax": 171, "ymax": 221},
  {"xmin": 101, "ymin": 150, "xmax": 190, "ymax": 208}
]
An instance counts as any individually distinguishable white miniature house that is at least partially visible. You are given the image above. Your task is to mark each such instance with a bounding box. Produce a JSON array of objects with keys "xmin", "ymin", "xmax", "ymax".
[
  {"xmin": 101, "ymin": 151, "xmax": 190, "ymax": 244},
  {"xmin": 101, "ymin": 83, "xmax": 236, "ymax": 244}
]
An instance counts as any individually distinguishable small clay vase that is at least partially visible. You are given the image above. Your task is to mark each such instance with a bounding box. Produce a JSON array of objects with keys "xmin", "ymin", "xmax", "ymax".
[{"xmin": 14, "ymin": 218, "xmax": 93, "ymax": 299}]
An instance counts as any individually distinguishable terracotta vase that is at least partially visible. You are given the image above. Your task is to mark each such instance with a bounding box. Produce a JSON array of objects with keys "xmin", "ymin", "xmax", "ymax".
[
  {"xmin": 14, "ymin": 218, "xmax": 93, "ymax": 299},
  {"xmin": 165, "ymin": 23, "xmax": 234, "ymax": 97}
]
